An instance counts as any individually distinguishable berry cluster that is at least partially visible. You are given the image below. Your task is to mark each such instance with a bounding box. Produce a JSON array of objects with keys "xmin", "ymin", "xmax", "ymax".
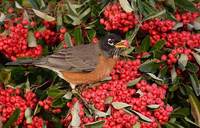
[
  {"xmin": 34, "ymin": 26, "xmax": 67, "ymax": 46},
  {"xmin": 24, "ymin": 116, "xmax": 45, "ymax": 128},
  {"xmin": 0, "ymin": 20, "xmax": 42, "ymax": 61},
  {"xmin": 100, "ymin": 3, "xmax": 137, "ymax": 32},
  {"xmin": 0, "ymin": 87, "xmax": 37, "ymax": 125},
  {"xmin": 60, "ymin": 60, "xmax": 173, "ymax": 128},
  {"xmin": 38, "ymin": 97, "xmax": 53, "ymax": 110},
  {"xmin": 175, "ymin": 11, "xmax": 199, "ymax": 24}
]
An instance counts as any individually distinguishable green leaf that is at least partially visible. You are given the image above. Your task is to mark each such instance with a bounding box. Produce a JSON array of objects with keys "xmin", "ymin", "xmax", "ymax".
[
  {"xmin": 192, "ymin": 52, "xmax": 200, "ymax": 66},
  {"xmin": 140, "ymin": 35, "xmax": 150, "ymax": 52},
  {"xmin": 186, "ymin": 62, "xmax": 199, "ymax": 73},
  {"xmin": 133, "ymin": 122, "xmax": 141, "ymax": 128},
  {"xmin": 70, "ymin": 101, "xmax": 81, "ymax": 127},
  {"xmin": 150, "ymin": 40, "xmax": 165, "ymax": 51},
  {"xmin": 64, "ymin": 32, "xmax": 73, "ymax": 47},
  {"xmin": 112, "ymin": 102, "xmax": 131, "ymax": 109},
  {"xmin": 184, "ymin": 117, "xmax": 200, "ymax": 127},
  {"xmin": 171, "ymin": 66, "xmax": 177, "ymax": 84},
  {"xmin": 165, "ymin": 0, "xmax": 176, "ymax": 11},
  {"xmin": 25, "ymin": 107, "xmax": 32, "ymax": 119},
  {"xmin": 47, "ymin": 86, "xmax": 65, "ymax": 98},
  {"xmin": 128, "ymin": 77, "xmax": 142, "ymax": 87},
  {"xmin": 143, "ymin": 9, "xmax": 166, "ymax": 21},
  {"xmin": 127, "ymin": 109, "xmax": 153, "ymax": 122},
  {"xmin": 52, "ymin": 98, "xmax": 67, "ymax": 108},
  {"xmin": 15, "ymin": 1, "xmax": 23, "ymax": 9},
  {"xmin": 189, "ymin": 73, "xmax": 200, "ymax": 96},
  {"xmin": 171, "ymin": 108, "xmax": 190, "ymax": 117},
  {"xmin": 63, "ymin": 91, "xmax": 73, "ymax": 100},
  {"xmin": 147, "ymin": 73, "xmax": 163, "ymax": 82},
  {"xmin": 3, "ymin": 108, "xmax": 20, "ymax": 128},
  {"xmin": 119, "ymin": 0, "xmax": 133, "ymax": 12},
  {"xmin": 188, "ymin": 92, "xmax": 200, "ymax": 126},
  {"xmin": 85, "ymin": 120, "xmax": 105, "ymax": 128},
  {"xmin": 79, "ymin": 8, "xmax": 91, "ymax": 19},
  {"xmin": 0, "ymin": 12, "xmax": 6, "ymax": 22},
  {"xmin": 178, "ymin": 54, "xmax": 188, "ymax": 71},
  {"xmin": 147, "ymin": 104, "xmax": 160, "ymax": 109},
  {"xmin": 32, "ymin": 9, "xmax": 55, "ymax": 22},
  {"xmin": 174, "ymin": 0, "xmax": 198, "ymax": 12},
  {"xmin": 0, "ymin": 69, "xmax": 11, "ymax": 84},
  {"xmin": 139, "ymin": 61, "xmax": 160, "ymax": 73},
  {"xmin": 73, "ymin": 28, "xmax": 83, "ymax": 45},
  {"xmin": 159, "ymin": 65, "xmax": 168, "ymax": 78},
  {"xmin": 28, "ymin": 31, "xmax": 37, "ymax": 48}
]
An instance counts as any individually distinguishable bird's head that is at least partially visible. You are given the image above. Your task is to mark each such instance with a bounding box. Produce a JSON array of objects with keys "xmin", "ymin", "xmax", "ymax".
[{"xmin": 99, "ymin": 33, "xmax": 129, "ymax": 58}]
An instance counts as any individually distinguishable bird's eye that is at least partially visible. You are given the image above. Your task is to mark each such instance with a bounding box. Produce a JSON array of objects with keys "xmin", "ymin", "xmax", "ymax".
[{"xmin": 108, "ymin": 38, "xmax": 114, "ymax": 46}]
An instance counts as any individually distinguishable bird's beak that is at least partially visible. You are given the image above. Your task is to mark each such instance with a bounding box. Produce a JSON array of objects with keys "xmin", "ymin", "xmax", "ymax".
[{"xmin": 115, "ymin": 40, "xmax": 129, "ymax": 48}]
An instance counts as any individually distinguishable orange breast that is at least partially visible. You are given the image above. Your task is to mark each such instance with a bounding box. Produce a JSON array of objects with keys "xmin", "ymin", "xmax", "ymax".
[{"xmin": 61, "ymin": 55, "xmax": 117, "ymax": 85}]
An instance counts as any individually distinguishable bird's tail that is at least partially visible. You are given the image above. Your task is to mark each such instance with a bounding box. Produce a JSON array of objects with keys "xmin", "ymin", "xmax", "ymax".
[{"xmin": 6, "ymin": 59, "xmax": 35, "ymax": 66}]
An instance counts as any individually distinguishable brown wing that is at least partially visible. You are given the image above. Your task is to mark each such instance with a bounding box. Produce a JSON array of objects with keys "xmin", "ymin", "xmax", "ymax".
[{"xmin": 34, "ymin": 44, "xmax": 101, "ymax": 72}]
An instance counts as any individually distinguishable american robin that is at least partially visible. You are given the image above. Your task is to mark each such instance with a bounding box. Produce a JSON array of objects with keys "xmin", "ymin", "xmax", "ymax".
[{"xmin": 6, "ymin": 33, "xmax": 128, "ymax": 89}]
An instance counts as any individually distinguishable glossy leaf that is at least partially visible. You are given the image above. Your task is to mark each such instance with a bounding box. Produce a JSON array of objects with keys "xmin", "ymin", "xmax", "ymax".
[
  {"xmin": 127, "ymin": 109, "xmax": 153, "ymax": 122},
  {"xmin": 3, "ymin": 108, "xmax": 20, "ymax": 128},
  {"xmin": 147, "ymin": 104, "xmax": 160, "ymax": 109},
  {"xmin": 178, "ymin": 54, "xmax": 188, "ymax": 71},
  {"xmin": 147, "ymin": 73, "xmax": 163, "ymax": 82},
  {"xmin": 32, "ymin": 9, "xmax": 55, "ymax": 22},
  {"xmin": 192, "ymin": 52, "xmax": 200, "ymax": 66},
  {"xmin": 188, "ymin": 92, "xmax": 200, "ymax": 126},
  {"xmin": 73, "ymin": 28, "xmax": 83, "ymax": 45},
  {"xmin": 139, "ymin": 61, "xmax": 160, "ymax": 73},
  {"xmin": 174, "ymin": 0, "xmax": 198, "ymax": 12},
  {"xmin": 140, "ymin": 35, "xmax": 150, "ymax": 52},
  {"xmin": 112, "ymin": 102, "xmax": 131, "ymax": 109},
  {"xmin": 64, "ymin": 32, "xmax": 73, "ymax": 47},
  {"xmin": 28, "ymin": 31, "xmax": 37, "ymax": 48},
  {"xmin": 150, "ymin": 40, "xmax": 165, "ymax": 51},
  {"xmin": 171, "ymin": 66, "xmax": 177, "ymax": 84},
  {"xmin": 128, "ymin": 77, "xmax": 142, "ymax": 87},
  {"xmin": 119, "ymin": 0, "xmax": 133, "ymax": 12},
  {"xmin": 186, "ymin": 62, "xmax": 199, "ymax": 73},
  {"xmin": 85, "ymin": 120, "xmax": 105, "ymax": 128},
  {"xmin": 189, "ymin": 73, "xmax": 200, "ymax": 96}
]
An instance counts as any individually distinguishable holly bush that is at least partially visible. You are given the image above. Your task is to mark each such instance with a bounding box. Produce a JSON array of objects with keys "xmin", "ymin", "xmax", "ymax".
[{"xmin": 0, "ymin": 0, "xmax": 200, "ymax": 128}]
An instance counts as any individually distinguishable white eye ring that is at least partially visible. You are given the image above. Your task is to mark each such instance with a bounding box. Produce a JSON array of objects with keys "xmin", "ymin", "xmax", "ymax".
[{"xmin": 108, "ymin": 38, "xmax": 114, "ymax": 46}]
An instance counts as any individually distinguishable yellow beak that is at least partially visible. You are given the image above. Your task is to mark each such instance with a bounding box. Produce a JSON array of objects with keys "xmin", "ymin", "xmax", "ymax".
[{"xmin": 114, "ymin": 40, "xmax": 129, "ymax": 48}]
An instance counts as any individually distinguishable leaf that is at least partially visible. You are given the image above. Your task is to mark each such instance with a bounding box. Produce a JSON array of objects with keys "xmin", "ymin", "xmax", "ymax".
[
  {"xmin": 112, "ymin": 102, "xmax": 131, "ymax": 109},
  {"xmin": 139, "ymin": 61, "xmax": 160, "ymax": 73},
  {"xmin": 150, "ymin": 40, "xmax": 165, "ymax": 51},
  {"xmin": 127, "ymin": 108, "xmax": 153, "ymax": 122},
  {"xmin": 64, "ymin": 32, "xmax": 73, "ymax": 47},
  {"xmin": 128, "ymin": 77, "xmax": 142, "ymax": 87},
  {"xmin": 3, "ymin": 108, "xmax": 20, "ymax": 128},
  {"xmin": 73, "ymin": 28, "xmax": 83, "ymax": 45},
  {"xmin": 133, "ymin": 122, "xmax": 141, "ymax": 128},
  {"xmin": 194, "ymin": 48, "xmax": 200, "ymax": 53},
  {"xmin": 171, "ymin": 66, "xmax": 177, "ymax": 84},
  {"xmin": 192, "ymin": 52, "xmax": 200, "ymax": 66},
  {"xmin": 178, "ymin": 54, "xmax": 188, "ymax": 71},
  {"xmin": 147, "ymin": 73, "xmax": 163, "ymax": 82},
  {"xmin": 47, "ymin": 86, "xmax": 65, "ymax": 98},
  {"xmin": 119, "ymin": 0, "xmax": 133, "ymax": 12},
  {"xmin": 94, "ymin": 109, "xmax": 109, "ymax": 118},
  {"xmin": 147, "ymin": 104, "xmax": 160, "ymax": 109},
  {"xmin": 0, "ymin": 69, "xmax": 11, "ymax": 84},
  {"xmin": 140, "ymin": 35, "xmax": 150, "ymax": 52},
  {"xmin": 15, "ymin": 1, "xmax": 23, "ymax": 9},
  {"xmin": 188, "ymin": 92, "xmax": 200, "ymax": 126},
  {"xmin": 172, "ymin": 22, "xmax": 183, "ymax": 30},
  {"xmin": 184, "ymin": 117, "xmax": 200, "ymax": 127},
  {"xmin": 52, "ymin": 98, "xmax": 67, "ymax": 108},
  {"xmin": 25, "ymin": 107, "xmax": 32, "ymax": 118},
  {"xmin": 165, "ymin": 0, "xmax": 176, "ymax": 11},
  {"xmin": 186, "ymin": 62, "xmax": 199, "ymax": 73},
  {"xmin": 32, "ymin": 9, "xmax": 55, "ymax": 22},
  {"xmin": 189, "ymin": 73, "xmax": 200, "ymax": 96},
  {"xmin": 79, "ymin": 8, "xmax": 91, "ymax": 19},
  {"xmin": 27, "ymin": 31, "xmax": 37, "ymax": 48},
  {"xmin": 0, "ymin": 12, "xmax": 6, "ymax": 22},
  {"xmin": 70, "ymin": 101, "xmax": 81, "ymax": 127},
  {"xmin": 85, "ymin": 120, "xmax": 105, "ymax": 128},
  {"xmin": 143, "ymin": 9, "xmax": 166, "ymax": 21},
  {"xmin": 174, "ymin": 0, "xmax": 198, "ymax": 12}
]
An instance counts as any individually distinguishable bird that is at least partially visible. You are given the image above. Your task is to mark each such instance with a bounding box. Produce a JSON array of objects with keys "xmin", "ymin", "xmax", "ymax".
[{"xmin": 6, "ymin": 33, "xmax": 128, "ymax": 89}]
